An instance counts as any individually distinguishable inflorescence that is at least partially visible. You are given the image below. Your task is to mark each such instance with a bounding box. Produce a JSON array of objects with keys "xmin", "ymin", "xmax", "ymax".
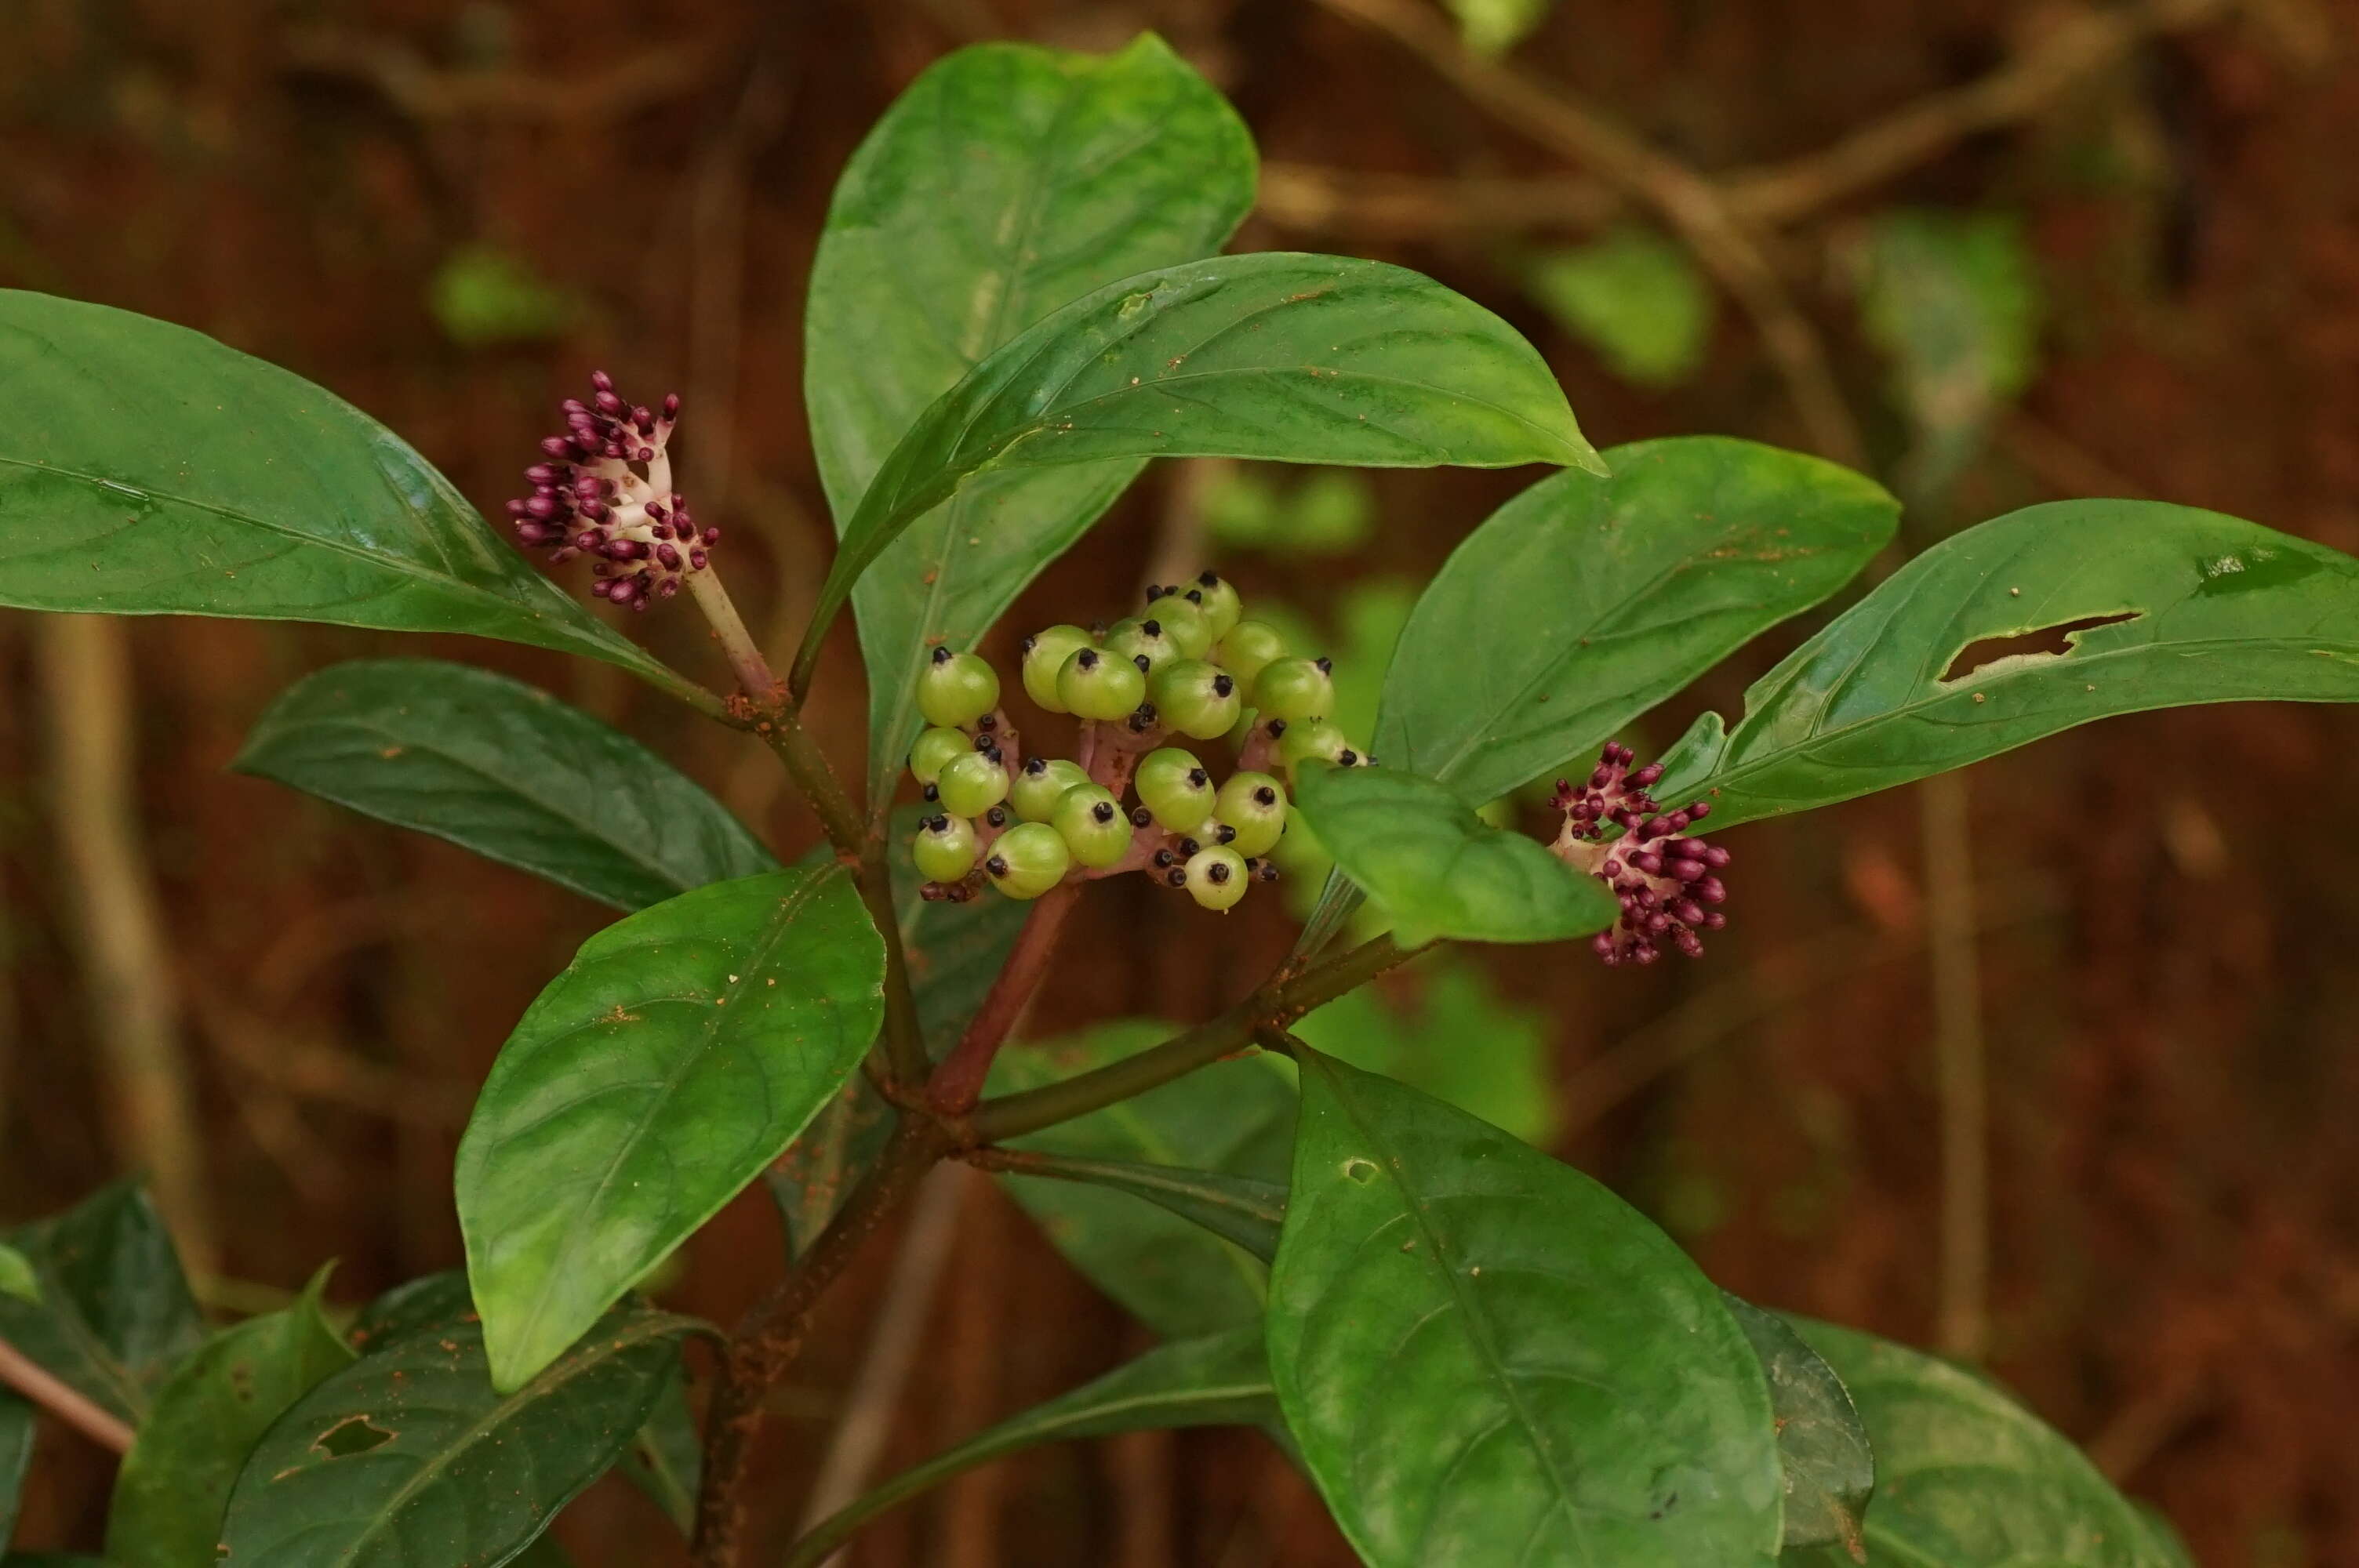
[
  {"xmin": 1549, "ymin": 742, "xmax": 1730, "ymax": 965},
  {"xmin": 906, "ymin": 572, "xmax": 1374, "ymax": 911},
  {"xmin": 505, "ymin": 372, "xmax": 719, "ymax": 611}
]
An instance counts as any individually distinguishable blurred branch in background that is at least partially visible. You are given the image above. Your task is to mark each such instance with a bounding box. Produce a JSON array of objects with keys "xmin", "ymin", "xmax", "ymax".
[
  {"xmin": 35, "ymin": 617, "xmax": 217, "ymax": 1279},
  {"xmin": 276, "ymin": 26, "xmax": 726, "ymax": 122}
]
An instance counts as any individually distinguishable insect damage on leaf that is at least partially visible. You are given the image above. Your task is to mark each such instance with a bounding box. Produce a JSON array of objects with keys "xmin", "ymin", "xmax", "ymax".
[
  {"xmin": 1939, "ymin": 611, "xmax": 2143, "ymax": 684},
  {"xmin": 311, "ymin": 1414, "xmax": 394, "ymax": 1458}
]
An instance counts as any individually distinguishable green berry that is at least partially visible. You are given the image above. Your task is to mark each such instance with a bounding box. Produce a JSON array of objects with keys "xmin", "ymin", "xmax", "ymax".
[
  {"xmin": 1149, "ymin": 659, "xmax": 1241, "ymax": 742},
  {"xmin": 1190, "ymin": 571, "xmax": 1243, "ymax": 641},
  {"xmin": 1136, "ymin": 746, "xmax": 1216, "ymax": 830},
  {"xmin": 915, "ymin": 646, "xmax": 1000, "ymax": 728},
  {"xmin": 1056, "ymin": 647, "xmax": 1147, "ymax": 722},
  {"xmin": 1051, "ymin": 783, "xmax": 1131, "ymax": 869},
  {"xmin": 936, "ymin": 750, "xmax": 1009, "ymax": 818},
  {"xmin": 1183, "ymin": 845, "xmax": 1249, "ymax": 911},
  {"xmin": 1278, "ymin": 718, "xmax": 1350, "ymax": 778},
  {"xmin": 1216, "ymin": 619, "xmax": 1288, "ymax": 696},
  {"xmin": 911, "ymin": 815, "xmax": 979, "ymax": 884},
  {"xmin": 1009, "ymin": 756, "xmax": 1090, "ymax": 822},
  {"xmin": 1143, "ymin": 591, "xmax": 1213, "ymax": 659},
  {"xmin": 984, "ymin": 821, "xmax": 1070, "ymax": 899},
  {"xmin": 1020, "ymin": 625, "xmax": 1093, "ymax": 712},
  {"xmin": 1215, "ymin": 771, "xmax": 1287, "ymax": 858},
  {"xmin": 908, "ymin": 726, "xmax": 971, "ymax": 785},
  {"xmin": 1104, "ymin": 616, "xmax": 1180, "ymax": 677},
  {"xmin": 1253, "ymin": 656, "xmax": 1333, "ymax": 724}
]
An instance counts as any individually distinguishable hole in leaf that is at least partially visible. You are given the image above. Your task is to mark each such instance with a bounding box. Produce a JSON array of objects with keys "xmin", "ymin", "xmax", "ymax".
[
  {"xmin": 1939, "ymin": 612, "xmax": 2141, "ymax": 684},
  {"xmin": 313, "ymin": 1414, "xmax": 394, "ymax": 1457},
  {"xmin": 1341, "ymin": 1158, "xmax": 1378, "ymax": 1185}
]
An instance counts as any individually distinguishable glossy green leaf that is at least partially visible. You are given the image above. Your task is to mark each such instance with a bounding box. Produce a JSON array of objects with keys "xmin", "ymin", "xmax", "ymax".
[
  {"xmin": 106, "ymin": 1266, "xmax": 354, "ymax": 1568},
  {"xmin": 1721, "ymin": 1295, "xmax": 1871, "ymax": 1558},
  {"xmin": 988, "ymin": 1021, "xmax": 1296, "ymax": 1338},
  {"xmin": 808, "ymin": 35, "xmax": 1256, "ymax": 811},
  {"xmin": 1291, "ymin": 765, "xmax": 1617, "ymax": 946},
  {"xmin": 347, "ymin": 1272, "xmax": 473, "ymax": 1355},
  {"xmin": 236, "ymin": 659, "xmax": 776, "ymax": 912},
  {"xmin": 0, "ymin": 292, "xmax": 699, "ymax": 706},
  {"xmin": 1659, "ymin": 500, "xmax": 2359, "ymax": 826},
  {"xmin": 798, "ymin": 250, "xmax": 1605, "ymax": 688},
  {"xmin": 1526, "ymin": 227, "xmax": 1714, "ymax": 388},
  {"xmin": 618, "ymin": 1365, "xmax": 700, "ymax": 1536},
  {"xmin": 0, "ymin": 1397, "xmax": 31, "ymax": 1548},
  {"xmin": 0, "ymin": 1249, "xmax": 35, "ymax": 1305},
  {"xmin": 0, "ymin": 1182, "xmax": 202, "ymax": 1423},
  {"xmin": 218, "ymin": 1297, "xmax": 689, "ymax": 1568},
  {"xmin": 1267, "ymin": 1051, "xmax": 1784, "ymax": 1568},
  {"xmin": 991, "ymin": 1152, "xmax": 1287, "ymax": 1265},
  {"xmin": 457, "ymin": 866, "xmax": 885, "ymax": 1389},
  {"xmin": 1787, "ymin": 1318, "xmax": 2172, "ymax": 1567},
  {"xmin": 783, "ymin": 1327, "xmax": 1282, "ymax": 1568}
]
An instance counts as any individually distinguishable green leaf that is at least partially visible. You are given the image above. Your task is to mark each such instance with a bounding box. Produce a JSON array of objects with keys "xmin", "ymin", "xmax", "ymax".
[
  {"xmin": 0, "ymin": 1396, "xmax": 32, "ymax": 1548},
  {"xmin": 990, "ymin": 1152, "xmax": 1286, "ymax": 1265},
  {"xmin": 105, "ymin": 1265, "xmax": 355, "ymax": 1568},
  {"xmin": 987, "ymin": 1021, "xmax": 1296, "ymax": 1338},
  {"xmin": 1292, "ymin": 953, "xmax": 1562, "ymax": 1145},
  {"xmin": 218, "ymin": 1297, "xmax": 689, "ymax": 1568},
  {"xmin": 236, "ymin": 659, "xmax": 777, "ymax": 913},
  {"xmin": 798, "ymin": 250, "xmax": 1605, "ymax": 688},
  {"xmin": 784, "ymin": 1327, "xmax": 1282, "ymax": 1568},
  {"xmin": 1526, "ymin": 226, "xmax": 1714, "ymax": 388},
  {"xmin": 0, "ymin": 292, "xmax": 698, "ymax": 705},
  {"xmin": 1787, "ymin": 1318, "xmax": 2173, "ymax": 1567},
  {"xmin": 1720, "ymin": 1295, "xmax": 1871, "ymax": 1558},
  {"xmin": 1376, "ymin": 437, "xmax": 1899, "ymax": 808},
  {"xmin": 0, "ymin": 1248, "xmax": 35, "ymax": 1305},
  {"xmin": 0, "ymin": 1182, "xmax": 203, "ymax": 1422},
  {"xmin": 457, "ymin": 866, "xmax": 885, "ymax": 1389},
  {"xmin": 1267, "ymin": 1050, "xmax": 1784, "ymax": 1568},
  {"xmin": 1658, "ymin": 500, "xmax": 2359, "ymax": 827},
  {"xmin": 618, "ymin": 1365, "xmax": 700, "ymax": 1536},
  {"xmin": 347, "ymin": 1272, "xmax": 473, "ymax": 1355},
  {"xmin": 808, "ymin": 34, "xmax": 1257, "ymax": 812},
  {"xmin": 1291, "ymin": 765, "xmax": 1617, "ymax": 945}
]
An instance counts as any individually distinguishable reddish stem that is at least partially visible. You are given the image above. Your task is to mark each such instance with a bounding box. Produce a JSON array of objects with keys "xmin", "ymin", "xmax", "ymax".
[{"xmin": 925, "ymin": 882, "xmax": 1081, "ymax": 1115}]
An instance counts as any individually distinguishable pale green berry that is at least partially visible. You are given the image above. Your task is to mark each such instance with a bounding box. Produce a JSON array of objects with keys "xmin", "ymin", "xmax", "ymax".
[
  {"xmin": 1253, "ymin": 656, "xmax": 1334, "ymax": 724},
  {"xmin": 984, "ymin": 821, "xmax": 1071, "ymax": 899},
  {"xmin": 1104, "ymin": 616, "xmax": 1180, "ymax": 677},
  {"xmin": 1190, "ymin": 571, "xmax": 1243, "ymax": 641},
  {"xmin": 1149, "ymin": 659, "xmax": 1241, "ymax": 742},
  {"xmin": 1215, "ymin": 771, "xmax": 1287, "ymax": 858},
  {"xmin": 1020, "ymin": 625, "xmax": 1094, "ymax": 712},
  {"xmin": 908, "ymin": 726, "xmax": 971, "ymax": 786},
  {"xmin": 936, "ymin": 749, "xmax": 1009, "ymax": 818},
  {"xmin": 1278, "ymin": 719, "xmax": 1350, "ymax": 778},
  {"xmin": 1009, "ymin": 756, "xmax": 1090, "ymax": 822},
  {"xmin": 915, "ymin": 646, "xmax": 1000, "ymax": 728},
  {"xmin": 1136, "ymin": 746, "xmax": 1216, "ymax": 831},
  {"xmin": 1143, "ymin": 591, "xmax": 1213, "ymax": 659},
  {"xmin": 1184, "ymin": 845, "xmax": 1249, "ymax": 911},
  {"xmin": 1216, "ymin": 619, "xmax": 1288, "ymax": 696},
  {"xmin": 911, "ymin": 814, "xmax": 979, "ymax": 884},
  {"xmin": 1056, "ymin": 647, "xmax": 1147, "ymax": 721},
  {"xmin": 1051, "ymin": 783, "xmax": 1131, "ymax": 869}
]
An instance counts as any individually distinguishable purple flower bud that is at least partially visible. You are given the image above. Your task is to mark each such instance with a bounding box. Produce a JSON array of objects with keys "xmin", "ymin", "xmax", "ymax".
[
  {"xmin": 540, "ymin": 436, "xmax": 580, "ymax": 461},
  {"xmin": 656, "ymin": 543, "xmax": 682, "ymax": 570}
]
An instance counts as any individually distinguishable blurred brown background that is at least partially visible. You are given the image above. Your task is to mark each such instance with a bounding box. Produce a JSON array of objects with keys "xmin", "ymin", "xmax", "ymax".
[{"xmin": 5, "ymin": 0, "xmax": 2357, "ymax": 1563}]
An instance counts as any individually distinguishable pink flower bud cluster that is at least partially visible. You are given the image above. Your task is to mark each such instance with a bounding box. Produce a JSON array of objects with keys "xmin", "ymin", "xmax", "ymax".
[
  {"xmin": 504, "ymin": 372, "xmax": 718, "ymax": 610},
  {"xmin": 1550, "ymin": 742, "xmax": 1729, "ymax": 966}
]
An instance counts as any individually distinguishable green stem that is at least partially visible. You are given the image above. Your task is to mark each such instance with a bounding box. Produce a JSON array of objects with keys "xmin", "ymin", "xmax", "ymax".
[{"xmin": 684, "ymin": 561, "xmax": 780, "ymax": 701}]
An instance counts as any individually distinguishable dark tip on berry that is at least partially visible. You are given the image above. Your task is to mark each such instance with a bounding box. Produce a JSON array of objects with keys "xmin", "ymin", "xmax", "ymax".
[
  {"xmin": 1154, "ymin": 848, "xmax": 1176, "ymax": 868},
  {"xmin": 922, "ymin": 783, "xmax": 940, "ymax": 802},
  {"xmin": 1253, "ymin": 860, "xmax": 1280, "ymax": 882},
  {"xmin": 1019, "ymin": 634, "xmax": 1036, "ymax": 654},
  {"xmin": 1314, "ymin": 655, "xmax": 1333, "ymax": 674},
  {"xmin": 1142, "ymin": 619, "xmax": 1161, "ymax": 637},
  {"xmin": 1338, "ymin": 749, "xmax": 1359, "ymax": 766},
  {"xmin": 1023, "ymin": 756, "xmax": 1048, "ymax": 775},
  {"xmin": 1145, "ymin": 584, "xmax": 1165, "ymax": 601},
  {"xmin": 1077, "ymin": 649, "xmax": 1100, "ymax": 670},
  {"xmin": 1186, "ymin": 768, "xmax": 1208, "ymax": 788},
  {"xmin": 1216, "ymin": 823, "xmax": 1237, "ymax": 844},
  {"xmin": 1165, "ymin": 868, "xmax": 1188, "ymax": 887},
  {"xmin": 987, "ymin": 855, "xmax": 1009, "ymax": 877},
  {"xmin": 1186, "ymin": 589, "xmax": 1203, "ymax": 604},
  {"xmin": 1092, "ymin": 801, "xmax": 1116, "ymax": 823},
  {"xmin": 976, "ymin": 713, "xmax": 997, "ymax": 731},
  {"xmin": 1198, "ymin": 569, "xmax": 1219, "ymax": 587},
  {"xmin": 1253, "ymin": 785, "xmax": 1277, "ymax": 807},
  {"xmin": 1180, "ymin": 838, "xmax": 1201, "ymax": 857},
  {"xmin": 1132, "ymin": 806, "xmax": 1153, "ymax": 828},
  {"xmin": 1266, "ymin": 718, "xmax": 1288, "ymax": 737},
  {"xmin": 1132, "ymin": 654, "xmax": 1151, "ymax": 673},
  {"xmin": 931, "ymin": 645, "xmax": 953, "ymax": 664},
  {"xmin": 986, "ymin": 806, "xmax": 1008, "ymax": 828},
  {"xmin": 1212, "ymin": 673, "xmax": 1234, "ymax": 697},
  {"xmin": 1205, "ymin": 861, "xmax": 1231, "ymax": 884},
  {"xmin": 974, "ymin": 734, "xmax": 995, "ymax": 753}
]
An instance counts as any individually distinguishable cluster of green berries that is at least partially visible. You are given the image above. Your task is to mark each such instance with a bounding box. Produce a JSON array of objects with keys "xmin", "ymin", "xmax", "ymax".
[{"xmin": 903, "ymin": 572, "xmax": 1372, "ymax": 909}]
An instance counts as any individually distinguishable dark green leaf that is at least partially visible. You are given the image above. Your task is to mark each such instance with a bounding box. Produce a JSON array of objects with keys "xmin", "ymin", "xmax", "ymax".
[
  {"xmin": 987, "ymin": 1021, "xmax": 1296, "ymax": 1338},
  {"xmin": 1267, "ymin": 1051, "xmax": 1783, "ymax": 1568},
  {"xmin": 1659, "ymin": 501, "xmax": 2359, "ymax": 826},
  {"xmin": 347, "ymin": 1272, "xmax": 472, "ymax": 1355},
  {"xmin": 106, "ymin": 1266, "xmax": 355, "ymax": 1568},
  {"xmin": 808, "ymin": 35, "xmax": 1257, "ymax": 811},
  {"xmin": 0, "ymin": 292, "xmax": 698, "ymax": 705},
  {"xmin": 1721, "ymin": 1294, "xmax": 1871, "ymax": 1558},
  {"xmin": 798, "ymin": 251, "xmax": 1605, "ymax": 686},
  {"xmin": 1787, "ymin": 1318, "xmax": 2172, "ymax": 1567},
  {"xmin": 618, "ymin": 1364, "xmax": 700, "ymax": 1536},
  {"xmin": 218, "ymin": 1298, "xmax": 689, "ymax": 1568},
  {"xmin": 236, "ymin": 659, "xmax": 776, "ymax": 912},
  {"xmin": 0, "ymin": 1396, "xmax": 32, "ymax": 1547},
  {"xmin": 783, "ymin": 1327, "xmax": 1281, "ymax": 1568},
  {"xmin": 0, "ymin": 1182, "xmax": 203, "ymax": 1422},
  {"xmin": 1291, "ymin": 765, "xmax": 1617, "ymax": 946},
  {"xmin": 456, "ymin": 866, "xmax": 885, "ymax": 1388},
  {"xmin": 990, "ymin": 1152, "xmax": 1286, "ymax": 1265}
]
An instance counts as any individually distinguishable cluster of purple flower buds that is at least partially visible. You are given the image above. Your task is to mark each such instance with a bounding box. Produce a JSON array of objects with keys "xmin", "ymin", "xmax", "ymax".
[
  {"xmin": 504, "ymin": 372, "xmax": 718, "ymax": 611},
  {"xmin": 1550, "ymin": 742, "xmax": 1729, "ymax": 966}
]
